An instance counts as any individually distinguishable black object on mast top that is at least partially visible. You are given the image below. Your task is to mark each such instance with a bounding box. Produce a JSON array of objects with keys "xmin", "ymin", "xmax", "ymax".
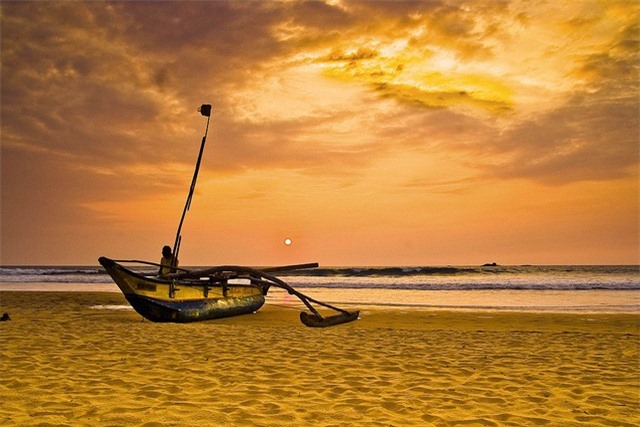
[
  {"xmin": 199, "ymin": 104, "xmax": 212, "ymax": 117},
  {"xmin": 171, "ymin": 104, "xmax": 212, "ymax": 267}
]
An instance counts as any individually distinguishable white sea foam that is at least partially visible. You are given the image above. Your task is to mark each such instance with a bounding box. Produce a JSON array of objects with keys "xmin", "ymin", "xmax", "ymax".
[{"xmin": 90, "ymin": 305, "xmax": 134, "ymax": 311}]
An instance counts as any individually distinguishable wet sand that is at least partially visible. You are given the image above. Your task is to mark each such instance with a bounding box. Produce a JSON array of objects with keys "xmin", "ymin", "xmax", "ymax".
[{"xmin": 1, "ymin": 291, "xmax": 638, "ymax": 426}]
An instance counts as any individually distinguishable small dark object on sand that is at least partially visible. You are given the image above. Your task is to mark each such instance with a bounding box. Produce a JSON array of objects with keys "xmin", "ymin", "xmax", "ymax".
[{"xmin": 1, "ymin": 313, "xmax": 11, "ymax": 321}]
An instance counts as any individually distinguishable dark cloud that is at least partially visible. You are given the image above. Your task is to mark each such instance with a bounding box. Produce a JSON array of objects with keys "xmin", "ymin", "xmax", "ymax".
[
  {"xmin": 2, "ymin": 2, "xmax": 170, "ymax": 164},
  {"xmin": 373, "ymin": 82, "xmax": 512, "ymax": 112},
  {"xmin": 490, "ymin": 92, "xmax": 638, "ymax": 184},
  {"xmin": 285, "ymin": 0, "xmax": 354, "ymax": 29},
  {"xmin": 0, "ymin": 1, "xmax": 353, "ymax": 174},
  {"xmin": 321, "ymin": 47, "xmax": 380, "ymax": 62},
  {"xmin": 483, "ymin": 20, "xmax": 640, "ymax": 184},
  {"xmin": 343, "ymin": 0, "xmax": 510, "ymax": 60},
  {"xmin": 113, "ymin": 2, "xmax": 285, "ymax": 63}
]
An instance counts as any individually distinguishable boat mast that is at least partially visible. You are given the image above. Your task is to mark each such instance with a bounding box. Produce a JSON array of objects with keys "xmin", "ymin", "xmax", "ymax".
[{"xmin": 171, "ymin": 104, "xmax": 212, "ymax": 267}]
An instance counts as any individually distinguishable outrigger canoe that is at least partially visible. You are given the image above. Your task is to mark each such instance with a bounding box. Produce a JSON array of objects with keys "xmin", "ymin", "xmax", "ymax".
[
  {"xmin": 99, "ymin": 104, "xmax": 358, "ymax": 327},
  {"xmin": 99, "ymin": 257, "xmax": 359, "ymax": 327}
]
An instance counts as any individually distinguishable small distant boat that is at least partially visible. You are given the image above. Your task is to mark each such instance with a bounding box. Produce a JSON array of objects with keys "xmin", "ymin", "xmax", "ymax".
[{"xmin": 99, "ymin": 104, "xmax": 358, "ymax": 327}]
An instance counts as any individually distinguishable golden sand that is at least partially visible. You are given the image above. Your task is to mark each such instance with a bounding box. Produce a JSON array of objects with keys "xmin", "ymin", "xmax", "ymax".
[{"xmin": 1, "ymin": 291, "xmax": 638, "ymax": 426}]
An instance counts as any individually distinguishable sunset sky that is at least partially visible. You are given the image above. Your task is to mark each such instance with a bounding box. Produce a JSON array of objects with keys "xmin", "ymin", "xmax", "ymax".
[{"xmin": 1, "ymin": 0, "xmax": 638, "ymax": 266}]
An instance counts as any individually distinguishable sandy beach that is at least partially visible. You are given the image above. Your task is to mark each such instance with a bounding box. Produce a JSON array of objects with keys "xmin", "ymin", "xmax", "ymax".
[{"xmin": 1, "ymin": 291, "xmax": 638, "ymax": 426}]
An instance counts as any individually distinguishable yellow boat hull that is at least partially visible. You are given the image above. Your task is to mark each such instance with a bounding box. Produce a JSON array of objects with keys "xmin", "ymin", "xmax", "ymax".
[{"xmin": 99, "ymin": 257, "xmax": 266, "ymax": 323}]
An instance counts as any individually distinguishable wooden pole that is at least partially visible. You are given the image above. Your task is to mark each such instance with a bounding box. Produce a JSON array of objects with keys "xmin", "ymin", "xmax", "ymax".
[{"xmin": 172, "ymin": 105, "xmax": 212, "ymax": 267}]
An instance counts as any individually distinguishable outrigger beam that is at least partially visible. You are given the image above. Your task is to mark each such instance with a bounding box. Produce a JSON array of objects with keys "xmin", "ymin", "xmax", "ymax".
[
  {"xmin": 236, "ymin": 268, "xmax": 359, "ymax": 328},
  {"xmin": 171, "ymin": 264, "xmax": 359, "ymax": 327}
]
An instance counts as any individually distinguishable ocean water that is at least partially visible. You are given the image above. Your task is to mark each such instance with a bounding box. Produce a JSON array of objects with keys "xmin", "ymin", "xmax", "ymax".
[{"xmin": 1, "ymin": 264, "xmax": 639, "ymax": 313}]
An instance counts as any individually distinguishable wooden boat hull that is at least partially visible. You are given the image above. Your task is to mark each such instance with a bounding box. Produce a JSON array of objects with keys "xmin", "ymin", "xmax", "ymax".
[
  {"xmin": 123, "ymin": 293, "xmax": 265, "ymax": 323},
  {"xmin": 99, "ymin": 257, "xmax": 266, "ymax": 323}
]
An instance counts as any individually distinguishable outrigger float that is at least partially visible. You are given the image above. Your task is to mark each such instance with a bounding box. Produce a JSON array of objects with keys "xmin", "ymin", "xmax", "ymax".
[{"xmin": 100, "ymin": 105, "xmax": 358, "ymax": 327}]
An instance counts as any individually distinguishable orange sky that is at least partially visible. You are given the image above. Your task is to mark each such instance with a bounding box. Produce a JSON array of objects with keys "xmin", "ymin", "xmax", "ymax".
[{"xmin": 1, "ymin": 0, "xmax": 638, "ymax": 266}]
